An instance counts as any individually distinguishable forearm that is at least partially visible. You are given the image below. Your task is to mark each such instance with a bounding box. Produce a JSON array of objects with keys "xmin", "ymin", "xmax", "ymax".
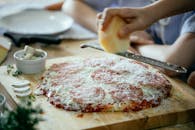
[
  {"xmin": 165, "ymin": 33, "xmax": 195, "ymax": 68},
  {"xmin": 136, "ymin": 44, "xmax": 170, "ymax": 62},
  {"xmin": 144, "ymin": 0, "xmax": 195, "ymax": 23},
  {"xmin": 62, "ymin": 0, "xmax": 97, "ymax": 32},
  {"xmin": 137, "ymin": 33, "xmax": 195, "ymax": 68}
]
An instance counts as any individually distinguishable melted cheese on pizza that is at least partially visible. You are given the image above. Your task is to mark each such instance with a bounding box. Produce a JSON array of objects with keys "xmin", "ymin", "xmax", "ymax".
[{"xmin": 36, "ymin": 56, "xmax": 172, "ymax": 112}]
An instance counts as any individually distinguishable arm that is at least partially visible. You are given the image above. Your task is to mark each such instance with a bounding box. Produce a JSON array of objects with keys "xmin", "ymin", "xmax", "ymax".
[
  {"xmin": 62, "ymin": 0, "xmax": 97, "ymax": 32},
  {"xmin": 98, "ymin": 0, "xmax": 195, "ymax": 37},
  {"xmin": 146, "ymin": 0, "xmax": 195, "ymax": 21},
  {"xmin": 136, "ymin": 33, "xmax": 195, "ymax": 75}
]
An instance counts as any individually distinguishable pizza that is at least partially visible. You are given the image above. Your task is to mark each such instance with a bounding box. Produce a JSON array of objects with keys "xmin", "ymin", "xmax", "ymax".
[{"xmin": 35, "ymin": 55, "xmax": 172, "ymax": 112}]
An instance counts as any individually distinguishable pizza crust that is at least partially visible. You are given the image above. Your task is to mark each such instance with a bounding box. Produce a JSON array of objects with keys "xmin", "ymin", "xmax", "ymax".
[{"xmin": 98, "ymin": 16, "xmax": 130, "ymax": 53}]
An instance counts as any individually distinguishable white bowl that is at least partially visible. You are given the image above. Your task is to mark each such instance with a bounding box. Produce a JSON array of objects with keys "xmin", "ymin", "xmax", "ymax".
[{"xmin": 14, "ymin": 49, "xmax": 47, "ymax": 74}]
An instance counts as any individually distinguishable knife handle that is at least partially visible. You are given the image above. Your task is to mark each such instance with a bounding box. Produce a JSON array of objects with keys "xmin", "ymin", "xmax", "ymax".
[{"xmin": 4, "ymin": 32, "xmax": 61, "ymax": 47}]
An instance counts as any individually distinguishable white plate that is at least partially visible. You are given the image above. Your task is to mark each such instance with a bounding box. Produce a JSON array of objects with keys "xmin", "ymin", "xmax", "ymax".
[{"xmin": 0, "ymin": 9, "xmax": 74, "ymax": 35}]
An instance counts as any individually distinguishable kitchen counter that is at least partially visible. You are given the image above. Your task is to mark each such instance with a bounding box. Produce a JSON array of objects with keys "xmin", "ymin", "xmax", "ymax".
[{"xmin": 0, "ymin": 39, "xmax": 195, "ymax": 130}]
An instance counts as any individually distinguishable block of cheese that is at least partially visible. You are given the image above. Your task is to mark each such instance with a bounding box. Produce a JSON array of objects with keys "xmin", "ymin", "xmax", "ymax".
[
  {"xmin": 98, "ymin": 16, "xmax": 130, "ymax": 53},
  {"xmin": 0, "ymin": 37, "xmax": 12, "ymax": 64}
]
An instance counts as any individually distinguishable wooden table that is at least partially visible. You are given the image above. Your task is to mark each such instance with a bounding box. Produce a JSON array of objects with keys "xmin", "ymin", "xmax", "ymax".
[
  {"xmin": 1, "ymin": 39, "xmax": 195, "ymax": 130},
  {"xmin": 1, "ymin": 39, "xmax": 96, "ymax": 109}
]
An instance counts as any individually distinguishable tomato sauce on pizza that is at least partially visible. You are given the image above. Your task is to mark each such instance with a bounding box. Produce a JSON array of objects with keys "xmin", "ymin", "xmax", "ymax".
[{"xmin": 36, "ymin": 56, "xmax": 172, "ymax": 112}]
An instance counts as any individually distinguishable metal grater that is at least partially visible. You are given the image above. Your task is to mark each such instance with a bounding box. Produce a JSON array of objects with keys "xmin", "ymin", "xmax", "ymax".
[{"xmin": 80, "ymin": 40, "xmax": 187, "ymax": 74}]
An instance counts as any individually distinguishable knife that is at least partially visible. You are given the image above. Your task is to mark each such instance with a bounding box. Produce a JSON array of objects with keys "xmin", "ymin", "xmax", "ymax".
[
  {"xmin": 80, "ymin": 40, "xmax": 187, "ymax": 74},
  {"xmin": 4, "ymin": 32, "xmax": 61, "ymax": 47}
]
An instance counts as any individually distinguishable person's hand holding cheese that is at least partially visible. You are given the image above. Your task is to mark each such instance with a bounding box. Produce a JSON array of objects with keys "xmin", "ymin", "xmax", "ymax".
[
  {"xmin": 98, "ymin": 16, "xmax": 130, "ymax": 53},
  {"xmin": 98, "ymin": 7, "xmax": 155, "ymax": 53}
]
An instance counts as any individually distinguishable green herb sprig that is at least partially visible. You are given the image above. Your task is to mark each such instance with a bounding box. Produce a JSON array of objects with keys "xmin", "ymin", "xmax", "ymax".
[
  {"xmin": 0, "ymin": 99, "xmax": 43, "ymax": 130},
  {"xmin": 7, "ymin": 65, "xmax": 22, "ymax": 77}
]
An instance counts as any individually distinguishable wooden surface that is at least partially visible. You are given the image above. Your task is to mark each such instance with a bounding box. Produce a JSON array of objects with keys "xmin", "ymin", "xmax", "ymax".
[
  {"xmin": 0, "ymin": 40, "xmax": 195, "ymax": 130},
  {"xmin": 0, "ymin": 1, "xmax": 194, "ymax": 129},
  {"xmin": 0, "ymin": 39, "xmax": 101, "ymax": 110}
]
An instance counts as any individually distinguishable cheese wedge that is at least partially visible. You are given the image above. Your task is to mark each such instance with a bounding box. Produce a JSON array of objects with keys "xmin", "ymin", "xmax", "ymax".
[
  {"xmin": 0, "ymin": 37, "xmax": 12, "ymax": 64},
  {"xmin": 98, "ymin": 16, "xmax": 130, "ymax": 53},
  {"xmin": 23, "ymin": 45, "xmax": 36, "ymax": 60}
]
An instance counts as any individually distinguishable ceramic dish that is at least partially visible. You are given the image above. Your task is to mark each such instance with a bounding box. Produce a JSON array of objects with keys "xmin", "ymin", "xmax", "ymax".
[
  {"xmin": 14, "ymin": 49, "xmax": 47, "ymax": 74},
  {"xmin": 0, "ymin": 9, "xmax": 73, "ymax": 35}
]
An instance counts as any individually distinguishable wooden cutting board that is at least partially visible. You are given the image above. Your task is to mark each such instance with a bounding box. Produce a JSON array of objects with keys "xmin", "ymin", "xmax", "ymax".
[{"xmin": 1, "ymin": 56, "xmax": 195, "ymax": 130}]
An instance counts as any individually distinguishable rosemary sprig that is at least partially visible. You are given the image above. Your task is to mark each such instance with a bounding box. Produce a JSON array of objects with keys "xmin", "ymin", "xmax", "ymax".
[
  {"xmin": 0, "ymin": 99, "xmax": 43, "ymax": 130},
  {"xmin": 7, "ymin": 65, "xmax": 22, "ymax": 77}
]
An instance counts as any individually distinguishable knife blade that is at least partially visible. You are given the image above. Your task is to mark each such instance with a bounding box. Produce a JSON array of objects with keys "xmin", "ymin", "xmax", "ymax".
[
  {"xmin": 80, "ymin": 40, "xmax": 187, "ymax": 74},
  {"xmin": 4, "ymin": 32, "xmax": 61, "ymax": 47}
]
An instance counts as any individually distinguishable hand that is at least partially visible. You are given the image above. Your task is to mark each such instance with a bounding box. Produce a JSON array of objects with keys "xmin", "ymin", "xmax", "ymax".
[
  {"xmin": 127, "ymin": 31, "xmax": 154, "ymax": 55},
  {"xmin": 45, "ymin": 2, "xmax": 63, "ymax": 10},
  {"xmin": 128, "ymin": 46, "xmax": 140, "ymax": 54},
  {"xmin": 188, "ymin": 71, "xmax": 195, "ymax": 88},
  {"xmin": 130, "ymin": 31, "xmax": 154, "ymax": 45},
  {"xmin": 97, "ymin": 7, "xmax": 155, "ymax": 38}
]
